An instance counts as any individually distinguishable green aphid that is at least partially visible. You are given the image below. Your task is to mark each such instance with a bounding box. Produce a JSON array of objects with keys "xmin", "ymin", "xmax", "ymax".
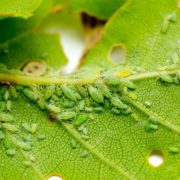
[
  {"xmin": 144, "ymin": 124, "xmax": 158, "ymax": 132},
  {"xmin": 76, "ymin": 92, "xmax": 82, "ymax": 100},
  {"xmin": 23, "ymin": 160, "xmax": 32, "ymax": 167},
  {"xmin": 169, "ymin": 147, "xmax": 179, "ymax": 154},
  {"xmin": 9, "ymin": 86, "xmax": 18, "ymax": 99},
  {"xmin": 128, "ymin": 92, "xmax": 138, "ymax": 100},
  {"xmin": 6, "ymin": 100, "xmax": 12, "ymax": 112},
  {"xmin": 122, "ymin": 107, "xmax": 132, "ymax": 115},
  {"xmin": 94, "ymin": 107, "xmax": 103, "ymax": 112},
  {"xmin": 37, "ymin": 99, "xmax": 46, "ymax": 110},
  {"xmin": 81, "ymin": 127, "xmax": 88, "ymax": 136},
  {"xmin": 56, "ymin": 87, "xmax": 63, "ymax": 97},
  {"xmin": 0, "ymin": 130, "xmax": 5, "ymax": 140},
  {"xmin": 85, "ymin": 98, "xmax": 91, "ymax": 107},
  {"xmin": 149, "ymin": 124, "xmax": 158, "ymax": 130},
  {"xmin": 6, "ymin": 149, "xmax": 16, "ymax": 157},
  {"xmin": 98, "ymin": 84, "xmax": 112, "ymax": 99},
  {"xmin": 160, "ymin": 74, "xmax": 174, "ymax": 84},
  {"xmin": 4, "ymin": 90, "xmax": 9, "ymax": 101},
  {"xmin": 104, "ymin": 99, "xmax": 111, "ymax": 109},
  {"xmin": 29, "ymin": 154, "xmax": 36, "ymax": 162},
  {"xmin": 47, "ymin": 104, "xmax": 60, "ymax": 114},
  {"xmin": 37, "ymin": 134, "xmax": 46, "ymax": 141},
  {"xmin": 111, "ymin": 108, "xmax": 121, "ymax": 115},
  {"xmin": 57, "ymin": 112, "xmax": 77, "ymax": 121},
  {"xmin": 85, "ymin": 107, "xmax": 93, "ymax": 113},
  {"xmin": 88, "ymin": 86, "xmax": 104, "ymax": 103},
  {"xmin": 3, "ymin": 123, "xmax": 18, "ymax": 133},
  {"xmin": 44, "ymin": 85, "xmax": 55, "ymax": 100},
  {"xmin": 51, "ymin": 95, "xmax": 59, "ymax": 102},
  {"xmin": 0, "ymin": 102, "xmax": 6, "ymax": 112},
  {"xmin": 168, "ymin": 12, "xmax": 177, "ymax": 23},
  {"xmin": 75, "ymin": 114, "xmax": 88, "ymax": 126},
  {"xmin": 149, "ymin": 116, "xmax": 158, "ymax": 124},
  {"xmin": 130, "ymin": 113, "xmax": 139, "ymax": 121},
  {"xmin": 176, "ymin": 72, "xmax": 180, "ymax": 80},
  {"xmin": 110, "ymin": 87, "xmax": 119, "ymax": 93},
  {"xmin": 161, "ymin": 20, "xmax": 169, "ymax": 33},
  {"xmin": 76, "ymin": 85, "xmax": 88, "ymax": 98},
  {"xmin": 80, "ymin": 150, "xmax": 88, "ymax": 158},
  {"xmin": 81, "ymin": 134, "xmax": 89, "ymax": 140},
  {"xmin": 23, "ymin": 88, "xmax": 38, "ymax": 101},
  {"xmin": 78, "ymin": 100, "xmax": 85, "ymax": 111},
  {"xmin": 173, "ymin": 76, "xmax": 180, "ymax": 84},
  {"xmin": 22, "ymin": 134, "xmax": 31, "ymax": 142},
  {"xmin": 19, "ymin": 142, "xmax": 32, "ymax": 151},
  {"xmin": 0, "ymin": 113, "xmax": 13, "ymax": 122},
  {"xmin": 111, "ymin": 97, "xmax": 128, "ymax": 109},
  {"xmin": 62, "ymin": 85, "xmax": 76, "ymax": 101},
  {"xmin": 104, "ymin": 76, "xmax": 124, "ymax": 85},
  {"xmin": 88, "ymin": 114, "xmax": 95, "ymax": 120},
  {"xmin": 3, "ymin": 138, "xmax": 12, "ymax": 150},
  {"xmin": 15, "ymin": 85, "xmax": 24, "ymax": 91},
  {"xmin": 144, "ymin": 101, "xmax": 152, "ymax": 108},
  {"xmin": 63, "ymin": 100, "xmax": 75, "ymax": 108},
  {"xmin": 125, "ymin": 81, "xmax": 136, "ymax": 90},
  {"xmin": 22, "ymin": 123, "xmax": 38, "ymax": 134},
  {"xmin": 71, "ymin": 139, "xmax": 77, "ymax": 149}
]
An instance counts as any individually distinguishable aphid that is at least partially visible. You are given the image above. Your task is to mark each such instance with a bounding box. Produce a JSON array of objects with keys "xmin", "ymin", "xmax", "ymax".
[
  {"xmin": 71, "ymin": 139, "xmax": 77, "ymax": 149},
  {"xmin": 104, "ymin": 76, "xmax": 123, "ymax": 85},
  {"xmin": 94, "ymin": 107, "xmax": 103, "ymax": 112},
  {"xmin": 111, "ymin": 97, "xmax": 128, "ymax": 109},
  {"xmin": 61, "ymin": 85, "xmax": 76, "ymax": 101},
  {"xmin": 111, "ymin": 108, "xmax": 121, "ymax": 115},
  {"xmin": 88, "ymin": 86, "xmax": 104, "ymax": 103},
  {"xmin": 23, "ymin": 160, "xmax": 32, "ymax": 167},
  {"xmin": 98, "ymin": 84, "xmax": 112, "ymax": 99},
  {"xmin": 37, "ymin": 134, "xmax": 46, "ymax": 140},
  {"xmin": 88, "ymin": 114, "xmax": 95, "ymax": 120},
  {"xmin": 75, "ymin": 114, "xmax": 88, "ymax": 126},
  {"xmin": 3, "ymin": 123, "xmax": 18, "ymax": 133},
  {"xmin": 168, "ymin": 12, "xmax": 177, "ymax": 23},
  {"xmin": 149, "ymin": 124, "xmax": 158, "ymax": 130},
  {"xmin": 3, "ymin": 138, "xmax": 12, "ymax": 150},
  {"xmin": 22, "ymin": 134, "xmax": 31, "ymax": 142},
  {"xmin": 44, "ymin": 85, "xmax": 55, "ymax": 100},
  {"xmin": 161, "ymin": 20, "xmax": 169, "ymax": 33},
  {"xmin": 78, "ymin": 100, "xmax": 85, "ymax": 111},
  {"xmin": 131, "ymin": 113, "xmax": 139, "ymax": 121},
  {"xmin": 0, "ymin": 102, "xmax": 6, "ymax": 112},
  {"xmin": 76, "ymin": 86, "xmax": 88, "ymax": 98},
  {"xmin": 37, "ymin": 99, "xmax": 46, "ymax": 110},
  {"xmin": 47, "ymin": 104, "xmax": 61, "ymax": 114},
  {"xmin": 51, "ymin": 95, "xmax": 59, "ymax": 102},
  {"xmin": 149, "ymin": 116, "xmax": 158, "ymax": 124},
  {"xmin": 160, "ymin": 74, "xmax": 174, "ymax": 84},
  {"xmin": 128, "ymin": 92, "xmax": 138, "ymax": 100},
  {"xmin": 15, "ymin": 85, "xmax": 24, "ymax": 91},
  {"xmin": 57, "ymin": 112, "xmax": 77, "ymax": 121},
  {"xmin": 85, "ymin": 98, "xmax": 91, "ymax": 107},
  {"xmin": 144, "ymin": 101, "xmax": 152, "ymax": 108},
  {"xmin": 22, "ymin": 123, "xmax": 38, "ymax": 134},
  {"xmin": 125, "ymin": 81, "xmax": 136, "ymax": 90},
  {"xmin": 0, "ymin": 130, "xmax": 5, "ymax": 139},
  {"xmin": 6, "ymin": 100, "xmax": 12, "ymax": 112},
  {"xmin": 85, "ymin": 107, "xmax": 93, "ymax": 113},
  {"xmin": 29, "ymin": 154, "xmax": 36, "ymax": 162},
  {"xmin": 18, "ymin": 142, "xmax": 32, "ymax": 151},
  {"xmin": 122, "ymin": 107, "xmax": 132, "ymax": 115},
  {"xmin": 81, "ymin": 135, "xmax": 89, "ymax": 140},
  {"xmin": 81, "ymin": 127, "xmax": 88, "ymax": 136},
  {"xmin": 104, "ymin": 99, "xmax": 111, "ymax": 109},
  {"xmin": 56, "ymin": 87, "xmax": 63, "ymax": 97},
  {"xmin": 80, "ymin": 150, "xmax": 88, "ymax": 158},
  {"xmin": 6, "ymin": 149, "xmax": 16, "ymax": 157},
  {"xmin": 4, "ymin": 90, "xmax": 9, "ymax": 101},
  {"xmin": 23, "ymin": 88, "xmax": 38, "ymax": 101},
  {"xmin": 63, "ymin": 100, "xmax": 75, "ymax": 108},
  {"xmin": 173, "ymin": 76, "xmax": 180, "ymax": 84},
  {"xmin": 169, "ymin": 147, "xmax": 179, "ymax": 154},
  {"xmin": 0, "ymin": 113, "xmax": 14, "ymax": 122},
  {"xmin": 144, "ymin": 124, "xmax": 158, "ymax": 132}
]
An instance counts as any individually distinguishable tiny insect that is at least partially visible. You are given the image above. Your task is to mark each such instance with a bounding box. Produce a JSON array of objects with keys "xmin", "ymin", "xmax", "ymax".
[
  {"xmin": 6, "ymin": 100, "xmax": 12, "ymax": 112},
  {"xmin": 84, "ymin": 107, "xmax": 93, "ymax": 113},
  {"xmin": 130, "ymin": 113, "xmax": 139, "ymax": 121},
  {"xmin": 144, "ymin": 101, "xmax": 152, "ymax": 108},
  {"xmin": 23, "ymin": 160, "xmax": 32, "ymax": 167},
  {"xmin": 104, "ymin": 76, "xmax": 124, "ymax": 85},
  {"xmin": 80, "ymin": 150, "xmax": 88, "ymax": 158},
  {"xmin": 128, "ymin": 92, "xmax": 138, "ymax": 100},
  {"xmin": 0, "ymin": 131, "xmax": 5, "ymax": 139},
  {"xmin": 98, "ymin": 84, "xmax": 112, "ymax": 99},
  {"xmin": 4, "ymin": 90, "xmax": 9, "ymax": 101},
  {"xmin": 71, "ymin": 139, "xmax": 77, "ymax": 149},
  {"xmin": 76, "ymin": 86, "xmax": 88, "ymax": 98},
  {"xmin": 169, "ymin": 147, "xmax": 179, "ymax": 154},
  {"xmin": 78, "ymin": 100, "xmax": 85, "ymax": 111},
  {"xmin": 9, "ymin": 86, "xmax": 18, "ymax": 99},
  {"xmin": 23, "ymin": 88, "xmax": 38, "ymax": 101},
  {"xmin": 0, "ymin": 113, "xmax": 14, "ymax": 122},
  {"xmin": 88, "ymin": 86, "xmax": 104, "ymax": 103},
  {"xmin": 47, "ymin": 104, "xmax": 61, "ymax": 114},
  {"xmin": 37, "ymin": 99, "xmax": 46, "ymax": 110},
  {"xmin": 122, "ymin": 107, "xmax": 132, "ymax": 115},
  {"xmin": 6, "ymin": 149, "xmax": 16, "ymax": 157},
  {"xmin": 111, "ymin": 97, "xmax": 128, "ymax": 109},
  {"xmin": 111, "ymin": 108, "xmax": 121, "ymax": 115},
  {"xmin": 44, "ymin": 85, "xmax": 55, "ymax": 100},
  {"xmin": 75, "ymin": 114, "xmax": 88, "ymax": 126},
  {"xmin": 62, "ymin": 85, "xmax": 77, "ymax": 101},
  {"xmin": 37, "ymin": 134, "xmax": 46, "ymax": 141},
  {"xmin": 160, "ymin": 74, "xmax": 174, "ymax": 84},
  {"xmin": 3, "ymin": 123, "xmax": 18, "ymax": 133},
  {"xmin": 104, "ymin": 99, "xmax": 111, "ymax": 109},
  {"xmin": 94, "ymin": 107, "xmax": 103, "ymax": 112},
  {"xmin": 149, "ymin": 124, "xmax": 158, "ymax": 130},
  {"xmin": 57, "ymin": 112, "xmax": 77, "ymax": 120},
  {"xmin": 18, "ymin": 141, "xmax": 32, "ymax": 151},
  {"xmin": 125, "ymin": 81, "xmax": 136, "ymax": 90}
]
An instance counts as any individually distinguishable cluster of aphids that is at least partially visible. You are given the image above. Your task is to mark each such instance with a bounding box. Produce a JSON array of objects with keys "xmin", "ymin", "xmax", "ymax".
[
  {"xmin": 159, "ymin": 73, "xmax": 180, "ymax": 85},
  {"xmin": 0, "ymin": 85, "xmax": 45, "ymax": 165}
]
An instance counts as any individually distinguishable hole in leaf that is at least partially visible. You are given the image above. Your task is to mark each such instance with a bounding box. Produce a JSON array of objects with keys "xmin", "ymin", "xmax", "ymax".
[
  {"xmin": 48, "ymin": 176, "xmax": 63, "ymax": 180},
  {"xmin": 109, "ymin": 44, "xmax": 126, "ymax": 65},
  {"xmin": 22, "ymin": 60, "xmax": 47, "ymax": 76},
  {"xmin": 148, "ymin": 150, "xmax": 164, "ymax": 167}
]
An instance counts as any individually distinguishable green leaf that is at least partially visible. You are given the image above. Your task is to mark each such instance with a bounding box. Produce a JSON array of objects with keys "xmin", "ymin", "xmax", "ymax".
[
  {"xmin": 0, "ymin": 0, "xmax": 43, "ymax": 19},
  {"xmin": 0, "ymin": 0, "xmax": 180, "ymax": 180},
  {"xmin": 70, "ymin": 0, "xmax": 126, "ymax": 20}
]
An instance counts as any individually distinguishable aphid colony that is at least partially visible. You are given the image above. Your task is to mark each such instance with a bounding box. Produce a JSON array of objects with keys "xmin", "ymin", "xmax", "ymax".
[{"xmin": 0, "ymin": 86, "xmax": 45, "ymax": 166}]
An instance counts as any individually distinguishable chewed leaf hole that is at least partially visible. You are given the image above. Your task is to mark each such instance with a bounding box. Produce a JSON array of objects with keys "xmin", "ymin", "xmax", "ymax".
[
  {"xmin": 22, "ymin": 60, "xmax": 47, "ymax": 76},
  {"xmin": 48, "ymin": 176, "xmax": 63, "ymax": 180},
  {"xmin": 148, "ymin": 150, "xmax": 164, "ymax": 167},
  {"xmin": 109, "ymin": 44, "xmax": 126, "ymax": 65}
]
